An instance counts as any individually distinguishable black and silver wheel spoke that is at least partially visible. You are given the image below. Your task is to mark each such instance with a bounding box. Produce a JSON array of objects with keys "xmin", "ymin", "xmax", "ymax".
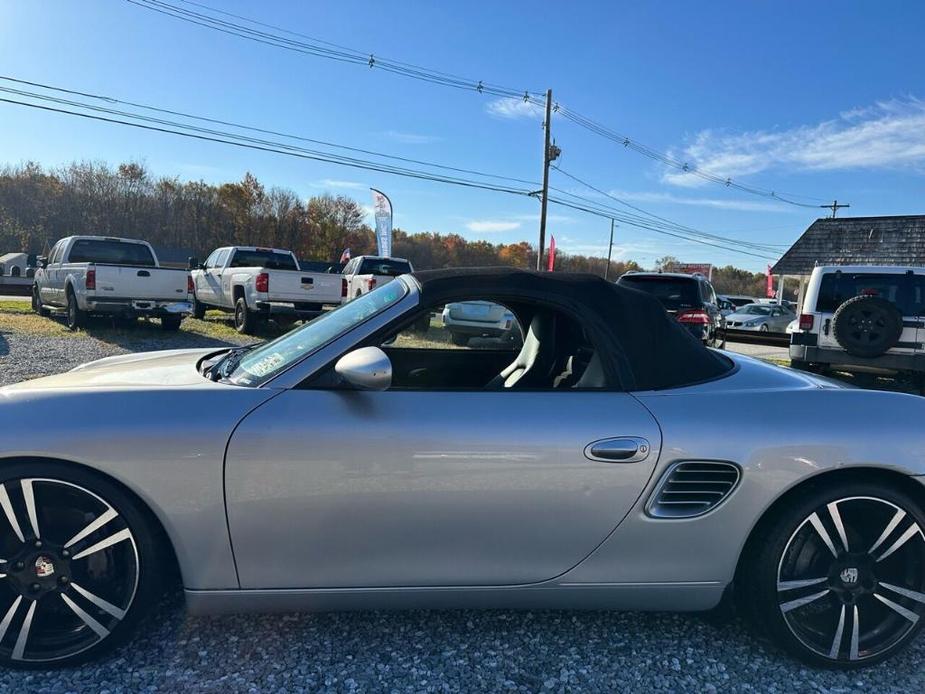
[
  {"xmin": 778, "ymin": 496, "xmax": 925, "ymax": 663},
  {"xmin": 0, "ymin": 478, "xmax": 138, "ymax": 663}
]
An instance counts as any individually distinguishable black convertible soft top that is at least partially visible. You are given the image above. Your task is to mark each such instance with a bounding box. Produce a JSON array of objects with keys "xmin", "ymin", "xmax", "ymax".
[{"xmin": 411, "ymin": 267, "xmax": 732, "ymax": 391}]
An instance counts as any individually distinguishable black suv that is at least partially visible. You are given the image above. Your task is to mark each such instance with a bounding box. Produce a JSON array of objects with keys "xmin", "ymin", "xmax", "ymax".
[{"xmin": 617, "ymin": 272, "xmax": 724, "ymax": 347}]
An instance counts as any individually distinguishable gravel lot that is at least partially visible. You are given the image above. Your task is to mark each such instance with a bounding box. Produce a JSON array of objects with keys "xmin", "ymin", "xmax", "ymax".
[{"xmin": 1, "ymin": 319, "xmax": 924, "ymax": 692}]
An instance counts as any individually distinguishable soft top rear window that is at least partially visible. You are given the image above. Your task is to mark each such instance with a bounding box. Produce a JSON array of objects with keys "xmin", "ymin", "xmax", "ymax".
[
  {"xmin": 230, "ymin": 250, "xmax": 298, "ymax": 270},
  {"xmin": 618, "ymin": 275, "xmax": 699, "ymax": 310},
  {"xmin": 68, "ymin": 239, "xmax": 156, "ymax": 267},
  {"xmin": 358, "ymin": 258, "xmax": 411, "ymax": 276},
  {"xmin": 816, "ymin": 272, "xmax": 925, "ymax": 315}
]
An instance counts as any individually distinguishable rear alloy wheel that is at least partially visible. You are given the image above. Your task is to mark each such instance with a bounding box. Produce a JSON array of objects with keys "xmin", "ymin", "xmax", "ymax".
[
  {"xmin": 748, "ymin": 483, "xmax": 925, "ymax": 667},
  {"xmin": 0, "ymin": 465, "xmax": 161, "ymax": 667},
  {"xmin": 31, "ymin": 287, "xmax": 49, "ymax": 317},
  {"xmin": 65, "ymin": 292, "xmax": 86, "ymax": 331}
]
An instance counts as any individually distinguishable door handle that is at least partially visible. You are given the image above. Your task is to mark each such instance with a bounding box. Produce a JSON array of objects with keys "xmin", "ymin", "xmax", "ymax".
[
  {"xmin": 584, "ymin": 437, "xmax": 651, "ymax": 463},
  {"xmin": 137, "ymin": 270, "xmax": 150, "ymax": 277}
]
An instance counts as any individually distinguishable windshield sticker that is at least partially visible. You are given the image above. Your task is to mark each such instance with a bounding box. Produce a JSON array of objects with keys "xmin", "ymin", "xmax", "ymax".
[{"xmin": 245, "ymin": 352, "xmax": 286, "ymax": 377}]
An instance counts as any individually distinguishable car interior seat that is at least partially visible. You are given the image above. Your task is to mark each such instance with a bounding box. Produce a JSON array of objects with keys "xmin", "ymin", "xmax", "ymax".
[{"xmin": 487, "ymin": 310, "xmax": 557, "ymax": 389}]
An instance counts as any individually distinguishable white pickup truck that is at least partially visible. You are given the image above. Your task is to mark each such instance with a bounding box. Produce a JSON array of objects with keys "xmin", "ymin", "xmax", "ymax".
[
  {"xmin": 341, "ymin": 255, "xmax": 414, "ymax": 302},
  {"xmin": 32, "ymin": 236, "xmax": 192, "ymax": 331},
  {"xmin": 190, "ymin": 246, "xmax": 342, "ymax": 334}
]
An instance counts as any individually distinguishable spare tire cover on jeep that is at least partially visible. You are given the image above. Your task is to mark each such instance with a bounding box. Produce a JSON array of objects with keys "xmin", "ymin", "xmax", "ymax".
[{"xmin": 832, "ymin": 295, "xmax": 904, "ymax": 358}]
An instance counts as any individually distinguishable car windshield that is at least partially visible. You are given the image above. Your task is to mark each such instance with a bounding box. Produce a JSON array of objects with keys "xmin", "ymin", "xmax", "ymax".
[
  {"xmin": 618, "ymin": 276, "xmax": 698, "ymax": 310},
  {"xmin": 358, "ymin": 258, "xmax": 411, "ymax": 276},
  {"xmin": 738, "ymin": 305, "xmax": 773, "ymax": 315},
  {"xmin": 226, "ymin": 279, "xmax": 408, "ymax": 386},
  {"xmin": 229, "ymin": 249, "xmax": 298, "ymax": 270},
  {"xmin": 68, "ymin": 239, "xmax": 157, "ymax": 267}
]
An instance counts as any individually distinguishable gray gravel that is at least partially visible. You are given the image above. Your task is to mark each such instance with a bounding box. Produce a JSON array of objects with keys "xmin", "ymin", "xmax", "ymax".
[{"xmin": 1, "ymin": 326, "xmax": 925, "ymax": 692}]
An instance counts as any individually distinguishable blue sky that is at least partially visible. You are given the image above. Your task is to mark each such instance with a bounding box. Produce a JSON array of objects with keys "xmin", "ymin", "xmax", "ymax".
[{"xmin": 1, "ymin": 1, "xmax": 924, "ymax": 271}]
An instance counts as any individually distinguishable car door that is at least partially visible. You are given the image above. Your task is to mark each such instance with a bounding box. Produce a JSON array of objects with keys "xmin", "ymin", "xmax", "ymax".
[
  {"xmin": 224, "ymin": 314, "xmax": 663, "ymax": 590},
  {"xmin": 38, "ymin": 242, "xmax": 61, "ymax": 304},
  {"xmin": 204, "ymin": 249, "xmax": 229, "ymax": 307}
]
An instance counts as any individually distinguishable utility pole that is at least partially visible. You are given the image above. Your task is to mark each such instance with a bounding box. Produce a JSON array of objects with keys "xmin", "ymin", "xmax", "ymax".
[
  {"xmin": 536, "ymin": 88, "xmax": 558, "ymax": 270},
  {"xmin": 603, "ymin": 219, "xmax": 615, "ymax": 280},
  {"xmin": 821, "ymin": 200, "xmax": 850, "ymax": 218}
]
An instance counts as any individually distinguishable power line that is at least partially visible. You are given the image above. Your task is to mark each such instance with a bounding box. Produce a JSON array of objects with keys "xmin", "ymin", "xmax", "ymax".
[
  {"xmin": 0, "ymin": 80, "xmax": 780, "ymax": 261},
  {"xmin": 550, "ymin": 165, "xmax": 788, "ymax": 254},
  {"xmin": 0, "ymin": 75, "xmax": 539, "ymax": 188},
  {"xmin": 0, "ymin": 95, "xmax": 534, "ymax": 196},
  {"xmin": 124, "ymin": 0, "xmax": 835, "ymax": 209},
  {"xmin": 546, "ymin": 196, "xmax": 777, "ymax": 261}
]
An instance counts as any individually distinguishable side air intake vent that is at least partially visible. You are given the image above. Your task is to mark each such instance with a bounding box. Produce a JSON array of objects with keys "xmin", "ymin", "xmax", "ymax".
[{"xmin": 647, "ymin": 461, "xmax": 741, "ymax": 518}]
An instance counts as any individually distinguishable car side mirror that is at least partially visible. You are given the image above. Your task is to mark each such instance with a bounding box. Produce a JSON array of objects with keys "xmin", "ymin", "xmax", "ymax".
[
  {"xmin": 334, "ymin": 346, "xmax": 392, "ymax": 391},
  {"xmin": 188, "ymin": 256, "xmax": 200, "ymax": 270},
  {"xmin": 36, "ymin": 256, "xmax": 47, "ymax": 268}
]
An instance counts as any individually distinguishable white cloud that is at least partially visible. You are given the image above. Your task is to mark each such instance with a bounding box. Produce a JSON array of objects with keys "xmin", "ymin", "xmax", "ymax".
[
  {"xmin": 663, "ymin": 97, "xmax": 925, "ymax": 187},
  {"xmin": 314, "ymin": 179, "xmax": 366, "ymax": 190},
  {"xmin": 511, "ymin": 213, "xmax": 575, "ymax": 223},
  {"xmin": 383, "ymin": 130, "xmax": 441, "ymax": 144},
  {"xmin": 485, "ymin": 97, "xmax": 543, "ymax": 120},
  {"xmin": 465, "ymin": 220, "xmax": 522, "ymax": 233}
]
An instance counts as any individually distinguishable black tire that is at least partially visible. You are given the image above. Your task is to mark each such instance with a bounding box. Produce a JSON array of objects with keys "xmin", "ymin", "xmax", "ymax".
[
  {"xmin": 790, "ymin": 359, "xmax": 812, "ymax": 372},
  {"xmin": 160, "ymin": 315, "xmax": 182, "ymax": 332},
  {"xmin": 191, "ymin": 294, "xmax": 207, "ymax": 320},
  {"xmin": 31, "ymin": 286, "xmax": 49, "ymax": 317},
  {"xmin": 833, "ymin": 296, "xmax": 903, "ymax": 358},
  {"xmin": 274, "ymin": 317, "xmax": 296, "ymax": 331},
  {"xmin": 233, "ymin": 297, "xmax": 260, "ymax": 335},
  {"xmin": 0, "ymin": 460, "xmax": 166, "ymax": 668},
  {"xmin": 743, "ymin": 480, "xmax": 925, "ymax": 668},
  {"xmin": 412, "ymin": 315, "xmax": 431, "ymax": 334},
  {"xmin": 450, "ymin": 332, "xmax": 469, "ymax": 346},
  {"xmin": 65, "ymin": 290, "xmax": 86, "ymax": 331}
]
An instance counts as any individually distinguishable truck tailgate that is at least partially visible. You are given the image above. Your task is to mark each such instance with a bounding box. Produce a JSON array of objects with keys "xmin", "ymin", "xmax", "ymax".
[
  {"xmin": 92, "ymin": 265, "xmax": 189, "ymax": 300},
  {"xmin": 267, "ymin": 270, "xmax": 342, "ymax": 304}
]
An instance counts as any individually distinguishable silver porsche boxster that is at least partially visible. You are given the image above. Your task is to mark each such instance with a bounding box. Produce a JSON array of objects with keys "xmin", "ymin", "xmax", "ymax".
[{"xmin": 1, "ymin": 268, "xmax": 924, "ymax": 669}]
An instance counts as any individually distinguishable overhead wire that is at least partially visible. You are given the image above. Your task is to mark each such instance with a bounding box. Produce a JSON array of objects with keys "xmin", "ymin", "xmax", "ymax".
[{"xmin": 124, "ymin": 0, "xmax": 833, "ymax": 209}]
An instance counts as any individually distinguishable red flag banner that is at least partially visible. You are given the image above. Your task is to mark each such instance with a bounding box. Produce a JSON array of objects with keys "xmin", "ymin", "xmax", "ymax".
[
  {"xmin": 766, "ymin": 265, "xmax": 775, "ymax": 298},
  {"xmin": 547, "ymin": 236, "xmax": 557, "ymax": 271}
]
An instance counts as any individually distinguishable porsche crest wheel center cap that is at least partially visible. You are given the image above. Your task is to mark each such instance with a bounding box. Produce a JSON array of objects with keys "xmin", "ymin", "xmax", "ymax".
[
  {"xmin": 34, "ymin": 555, "xmax": 55, "ymax": 578},
  {"xmin": 839, "ymin": 567, "xmax": 859, "ymax": 585}
]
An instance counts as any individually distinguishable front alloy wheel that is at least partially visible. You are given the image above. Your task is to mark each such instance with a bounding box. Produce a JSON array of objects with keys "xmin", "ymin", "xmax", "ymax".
[
  {"xmin": 750, "ymin": 483, "xmax": 925, "ymax": 667},
  {"xmin": 0, "ymin": 466, "xmax": 159, "ymax": 667}
]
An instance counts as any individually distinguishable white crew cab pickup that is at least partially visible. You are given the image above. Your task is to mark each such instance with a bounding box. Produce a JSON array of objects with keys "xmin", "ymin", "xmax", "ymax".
[
  {"xmin": 32, "ymin": 236, "xmax": 192, "ymax": 331},
  {"xmin": 190, "ymin": 246, "xmax": 342, "ymax": 334},
  {"xmin": 341, "ymin": 255, "xmax": 414, "ymax": 302},
  {"xmin": 790, "ymin": 265, "xmax": 925, "ymax": 389}
]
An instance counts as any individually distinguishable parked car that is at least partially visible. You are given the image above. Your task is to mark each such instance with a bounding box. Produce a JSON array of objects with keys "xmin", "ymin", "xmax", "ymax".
[
  {"xmin": 190, "ymin": 246, "xmax": 342, "ymax": 334},
  {"xmin": 441, "ymin": 301, "xmax": 518, "ymax": 345},
  {"xmin": 617, "ymin": 271, "xmax": 724, "ymax": 346},
  {"xmin": 341, "ymin": 255, "xmax": 413, "ymax": 301},
  {"xmin": 32, "ymin": 236, "xmax": 192, "ymax": 330},
  {"xmin": 790, "ymin": 265, "xmax": 925, "ymax": 388},
  {"xmin": 717, "ymin": 296, "xmax": 737, "ymax": 317},
  {"xmin": 3, "ymin": 268, "xmax": 925, "ymax": 669},
  {"xmin": 724, "ymin": 294, "xmax": 760, "ymax": 308},
  {"xmin": 725, "ymin": 303, "xmax": 794, "ymax": 333}
]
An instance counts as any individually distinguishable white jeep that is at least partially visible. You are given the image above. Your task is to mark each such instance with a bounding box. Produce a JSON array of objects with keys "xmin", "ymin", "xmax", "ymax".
[{"xmin": 790, "ymin": 265, "xmax": 925, "ymax": 388}]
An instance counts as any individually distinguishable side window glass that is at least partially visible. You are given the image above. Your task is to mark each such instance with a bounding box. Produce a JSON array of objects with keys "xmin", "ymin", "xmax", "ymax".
[
  {"xmin": 48, "ymin": 243, "xmax": 61, "ymax": 265},
  {"xmin": 204, "ymin": 251, "xmax": 218, "ymax": 269},
  {"xmin": 386, "ymin": 302, "xmax": 523, "ymax": 351}
]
